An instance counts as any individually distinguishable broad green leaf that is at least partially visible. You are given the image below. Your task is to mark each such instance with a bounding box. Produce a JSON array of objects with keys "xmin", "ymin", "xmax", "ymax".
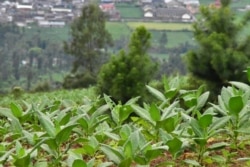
[
  {"xmin": 166, "ymin": 137, "xmax": 182, "ymax": 158},
  {"xmin": 118, "ymin": 158, "xmax": 132, "ymax": 167},
  {"xmin": 194, "ymin": 138, "xmax": 207, "ymax": 147},
  {"xmin": 22, "ymin": 130, "xmax": 34, "ymax": 145},
  {"xmin": 209, "ymin": 116, "xmax": 230, "ymax": 136},
  {"xmin": 34, "ymin": 161, "xmax": 48, "ymax": 167},
  {"xmin": 0, "ymin": 148, "xmax": 15, "ymax": 162},
  {"xmin": 165, "ymin": 88, "xmax": 178, "ymax": 99},
  {"xmin": 36, "ymin": 110, "xmax": 56, "ymax": 137},
  {"xmin": 149, "ymin": 104, "xmax": 160, "ymax": 122},
  {"xmin": 124, "ymin": 141, "xmax": 133, "ymax": 158},
  {"xmin": 190, "ymin": 118, "xmax": 204, "ymax": 138},
  {"xmin": 14, "ymin": 154, "xmax": 31, "ymax": 167},
  {"xmin": 145, "ymin": 149, "xmax": 162, "ymax": 161},
  {"xmin": 119, "ymin": 125, "xmax": 132, "ymax": 140},
  {"xmin": 184, "ymin": 97, "xmax": 197, "ymax": 108},
  {"xmin": 198, "ymin": 114, "xmax": 213, "ymax": 129},
  {"xmin": 0, "ymin": 108, "xmax": 22, "ymax": 134},
  {"xmin": 184, "ymin": 159, "xmax": 200, "ymax": 166},
  {"xmin": 134, "ymin": 155, "xmax": 148, "ymax": 165},
  {"xmin": 125, "ymin": 96, "xmax": 140, "ymax": 105},
  {"xmin": 220, "ymin": 87, "xmax": 231, "ymax": 109},
  {"xmin": 197, "ymin": 92, "xmax": 210, "ymax": 109},
  {"xmin": 104, "ymin": 132, "xmax": 120, "ymax": 141},
  {"xmin": 229, "ymin": 96, "xmax": 244, "ymax": 115},
  {"xmin": 44, "ymin": 138, "xmax": 58, "ymax": 154},
  {"xmin": 78, "ymin": 118, "xmax": 89, "ymax": 130},
  {"xmin": 59, "ymin": 112, "xmax": 71, "ymax": 125},
  {"xmin": 10, "ymin": 102, "xmax": 22, "ymax": 118},
  {"xmin": 131, "ymin": 104, "xmax": 155, "ymax": 125},
  {"xmin": 157, "ymin": 117, "xmax": 175, "ymax": 133},
  {"xmin": 73, "ymin": 146, "xmax": 93, "ymax": 155},
  {"xmin": 119, "ymin": 105, "xmax": 133, "ymax": 124},
  {"xmin": 161, "ymin": 101, "xmax": 179, "ymax": 120},
  {"xmin": 146, "ymin": 85, "xmax": 166, "ymax": 101},
  {"xmin": 229, "ymin": 81, "xmax": 250, "ymax": 92},
  {"xmin": 89, "ymin": 104, "xmax": 109, "ymax": 126},
  {"xmin": 208, "ymin": 142, "xmax": 229, "ymax": 150},
  {"xmin": 56, "ymin": 124, "xmax": 77, "ymax": 145},
  {"xmin": 100, "ymin": 145, "xmax": 123, "ymax": 164},
  {"xmin": 72, "ymin": 159, "xmax": 87, "ymax": 167},
  {"xmin": 97, "ymin": 162, "xmax": 114, "ymax": 167}
]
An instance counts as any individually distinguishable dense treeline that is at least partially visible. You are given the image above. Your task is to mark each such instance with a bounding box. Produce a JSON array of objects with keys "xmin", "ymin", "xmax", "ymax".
[{"xmin": 0, "ymin": 23, "xmax": 72, "ymax": 93}]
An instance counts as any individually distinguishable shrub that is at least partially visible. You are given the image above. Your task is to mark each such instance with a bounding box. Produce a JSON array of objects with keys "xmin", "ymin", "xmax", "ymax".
[
  {"xmin": 63, "ymin": 72, "xmax": 96, "ymax": 89},
  {"xmin": 97, "ymin": 26, "xmax": 157, "ymax": 104}
]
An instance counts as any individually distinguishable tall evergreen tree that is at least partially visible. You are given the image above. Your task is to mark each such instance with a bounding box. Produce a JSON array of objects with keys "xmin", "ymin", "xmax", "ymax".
[
  {"xmin": 185, "ymin": 0, "xmax": 250, "ymax": 91},
  {"xmin": 64, "ymin": 3, "xmax": 113, "ymax": 74}
]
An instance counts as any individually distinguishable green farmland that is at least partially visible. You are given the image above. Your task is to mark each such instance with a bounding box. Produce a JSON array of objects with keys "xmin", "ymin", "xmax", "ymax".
[
  {"xmin": 24, "ymin": 22, "xmax": 194, "ymax": 49},
  {"xmin": 126, "ymin": 22, "xmax": 192, "ymax": 31}
]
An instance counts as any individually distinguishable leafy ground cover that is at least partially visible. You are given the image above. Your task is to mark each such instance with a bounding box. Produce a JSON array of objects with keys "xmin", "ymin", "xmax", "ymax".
[{"xmin": 1, "ymin": 76, "xmax": 250, "ymax": 166}]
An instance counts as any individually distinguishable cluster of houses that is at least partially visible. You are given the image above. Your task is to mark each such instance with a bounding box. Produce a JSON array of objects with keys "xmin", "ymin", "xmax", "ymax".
[
  {"xmin": 0, "ymin": 0, "xmax": 85, "ymax": 27},
  {"xmin": 0, "ymin": 0, "xmax": 228, "ymax": 27}
]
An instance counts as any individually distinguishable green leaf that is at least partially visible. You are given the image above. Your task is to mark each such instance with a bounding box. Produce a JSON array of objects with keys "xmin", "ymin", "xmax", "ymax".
[
  {"xmin": 208, "ymin": 142, "xmax": 229, "ymax": 151},
  {"xmin": 118, "ymin": 158, "xmax": 132, "ymax": 167},
  {"xmin": 34, "ymin": 161, "xmax": 48, "ymax": 167},
  {"xmin": 184, "ymin": 159, "xmax": 200, "ymax": 166},
  {"xmin": 209, "ymin": 116, "xmax": 230, "ymax": 135},
  {"xmin": 131, "ymin": 104, "xmax": 155, "ymax": 125},
  {"xmin": 59, "ymin": 112, "xmax": 71, "ymax": 125},
  {"xmin": 10, "ymin": 102, "xmax": 22, "ymax": 118},
  {"xmin": 229, "ymin": 96, "xmax": 244, "ymax": 115},
  {"xmin": 14, "ymin": 154, "xmax": 30, "ymax": 167},
  {"xmin": 146, "ymin": 85, "xmax": 166, "ymax": 101},
  {"xmin": 134, "ymin": 155, "xmax": 148, "ymax": 165},
  {"xmin": 194, "ymin": 138, "xmax": 207, "ymax": 146},
  {"xmin": 45, "ymin": 138, "xmax": 58, "ymax": 153},
  {"xmin": 190, "ymin": 118, "xmax": 204, "ymax": 138},
  {"xmin": 119, "ymin": 125, "xmax": 132, "ymax": 140},
  {"xmin": 166, "ymin": 137, "xmax": 182, "ymax": 158},
  {"xmin": 36, "ymin": 110, "xmax": 56, "ymax": 137},
  {"xmin": 165, "ymin": 88, "xmax": 178, "ymax": 99},
  {"xmin": 72, "ymin": 159, "xmax": 87, "ymax": 167},
  {"xmin": 119, "ymin": 105, "xmax": 133, "ymax": 124},
  {"xmin": 124, "ymin": 141, "xmax": 133, "ymax": 158},
  {"xmin": 56, "ymin": 124, "xmax": 77, "ymax": 145},
  {"xmin": 78, "ymin": 118, "xmax": 89, "ymax": 130},
  {"xmin": 104, "ymin": 132, "xmax": 120, "ymax": 141},
  {"xmin": 0, "ymin": 108, "xmax": 22, "ymax": 134},
  {"xmin": 100, "ymin": 145, "xmax": 123, "ymax": 164},
  {"xmin": 145, "ymin": 149, "xmax": 162, "ymax": 161},
  {"xmin": 157, "ymin": 117, "xmax": 175, "ymax": 133},
  {"xmin": 197, "ymin": 92, "xmax": 210, "ymax": 109},
  {"xmin": 149, "ymin": 104, "xmax": 160, "ymax": 122},
  {"xmin": 198, "ymin": 114, "xmax": 213, "ymax": 129},
  {"xmin": 229, "ymin": 81, "xmax": 250, "ymax": 92},
  {"xmin": 161, "ymin": 101, "xmax": 179, "ymax": 120}
]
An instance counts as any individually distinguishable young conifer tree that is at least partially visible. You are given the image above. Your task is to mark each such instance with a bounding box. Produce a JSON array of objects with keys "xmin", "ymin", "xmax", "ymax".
[{"xmin": 97, "ymin": 26, "xmax": 157, "ymax": 103}]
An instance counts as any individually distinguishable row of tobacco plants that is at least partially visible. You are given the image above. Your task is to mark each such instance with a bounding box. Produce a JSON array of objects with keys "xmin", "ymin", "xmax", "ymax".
[{"xmin": 1, "ymin": 76, "xmax": 250, "ymax": 167}]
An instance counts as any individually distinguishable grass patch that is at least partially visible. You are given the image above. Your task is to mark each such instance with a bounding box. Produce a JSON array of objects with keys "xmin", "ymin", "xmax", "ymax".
[
  {"xmin": 116, "ymin": 6, "xmax": 143, "ymax": 18},
  {"xmin": 150, "ymin": 30, "xmax": 194, "ymax": 48},
  {"xmin": 106, "ymin": 22, "xmax": 131, "ymax": 40},
  {"xmin": 126, "ymin": 22, "xmax": 192, "ymax": 31}
]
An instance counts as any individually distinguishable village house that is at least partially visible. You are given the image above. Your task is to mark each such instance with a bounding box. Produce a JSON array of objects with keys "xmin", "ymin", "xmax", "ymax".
[
  {"xmin": 99, "ymin": 3, "xmax": 120, "ymax": 20},
  {"xmin": 155, "ymin": 7, "xmax": 193, "ymax": 22}
]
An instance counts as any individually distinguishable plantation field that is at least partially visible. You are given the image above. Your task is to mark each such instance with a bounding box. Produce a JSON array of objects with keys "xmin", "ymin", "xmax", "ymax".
[{"xmin": 1, "ymin": 77, "xmax": 250, "ymax": 166}]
